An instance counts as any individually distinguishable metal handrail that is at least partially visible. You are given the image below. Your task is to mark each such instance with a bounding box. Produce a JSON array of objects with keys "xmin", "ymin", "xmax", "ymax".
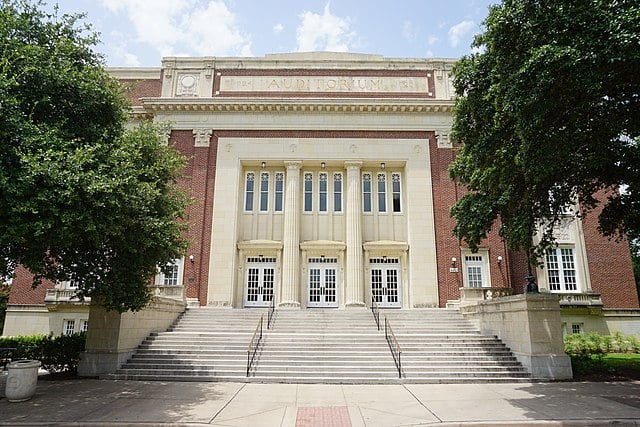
[
  {"xmin": 246, "ymin": 314, "xmax": 264, "ymax": 377},
  {"xmin": 370, "ymin": 298, "xmax": 380, "ymax": 330},
  {"xmin": 384, "ymin": 315, "xmax": 402, "ymax": 378},
  {"xmin": 267, "ymin": 298, "xmax": 275, "ymax": 329}
]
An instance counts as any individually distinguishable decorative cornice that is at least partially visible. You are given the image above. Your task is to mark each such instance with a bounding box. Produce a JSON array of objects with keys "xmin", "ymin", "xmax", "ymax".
[{"xmin": 139, "ymin": 97, "xmax": 454, "ymax": 114}]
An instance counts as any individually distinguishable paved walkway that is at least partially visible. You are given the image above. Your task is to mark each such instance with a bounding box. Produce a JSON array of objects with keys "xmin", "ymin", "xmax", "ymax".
[{"xmin": 1, "ymin": 374, "xmax": 640, "ymax": 426}]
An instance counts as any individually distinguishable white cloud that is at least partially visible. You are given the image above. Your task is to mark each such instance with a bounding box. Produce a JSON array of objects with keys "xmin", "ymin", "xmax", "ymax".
[
  {"xmin": 402, "ymin": 21, "xmax": 416, "ymax": 43},
  {"xmin": 99, "ymin": 0, "xmax": 252, "ymax": 58},
  {"xmin": 273, "ymin": 23, "xmax": 284, "ymax": 34},
  {"xmin": 296, "ymin": 4, "xmax": 355, "ymax": 52},
  {"xmin": 427, "ymin": 35, "xmax": 439, "ymax": 46},
  {"xmin": 448, "ymin": 20, "xmax": 475, "ymax": 48}
]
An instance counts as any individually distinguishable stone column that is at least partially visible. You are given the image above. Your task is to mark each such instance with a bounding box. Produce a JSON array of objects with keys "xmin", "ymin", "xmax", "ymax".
[
  {"xmin": 345, "ymin": 161, "xmax": 365, "ymax": 306},
  {"xmin": 280, "ymin": 161, "xmax": 302, "ymax": 307}
]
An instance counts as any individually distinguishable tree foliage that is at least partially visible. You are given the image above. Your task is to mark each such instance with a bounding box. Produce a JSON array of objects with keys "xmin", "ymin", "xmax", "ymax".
[
  {"xmin": 449, "ymin": 0, "xmax": 640, "ymax": 259},
  {"xmin": 0, "ymin": 1, "xmax": 188, "ymax": 312}
]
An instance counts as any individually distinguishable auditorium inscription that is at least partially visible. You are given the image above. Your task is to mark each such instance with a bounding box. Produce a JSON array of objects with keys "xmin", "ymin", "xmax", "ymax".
[{"xmin": 219, "ymin": 75, "xmax": 431, "ymax": 94}]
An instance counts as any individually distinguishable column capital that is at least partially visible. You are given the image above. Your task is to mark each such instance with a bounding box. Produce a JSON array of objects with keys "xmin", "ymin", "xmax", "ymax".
[
  {"xmin": 284, "ymin": 161, "xmax": 303, "ymax": 170},
  {"xmin": 344, "ymin": 161, "xmax": 363, "ymax": 170}
]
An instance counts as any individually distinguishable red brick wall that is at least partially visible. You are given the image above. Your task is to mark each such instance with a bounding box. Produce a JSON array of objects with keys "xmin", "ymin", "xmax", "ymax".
[
  {"xmin": 581, "ymin": 194, "xmax": 639, "ymax": 308},
  {"xmin": 169, "ymin": 130, "xmax": 217, "ymax": 305},
  {"xmin": 119, "ymin": 78, "xmax": 162, "ymax": 106},
  {"xmin": 430, "ymin": 142, "xmax": 513, "ymax": 307},
  {"xmin": 7, "ymin": 265, "xmax": 53, "ymax": 305}
]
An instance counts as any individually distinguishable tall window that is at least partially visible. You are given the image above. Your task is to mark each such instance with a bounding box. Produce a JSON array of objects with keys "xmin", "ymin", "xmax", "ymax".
[
  {"xmin": 161, "ymin": 259, "xmax": 182, "ymax": 286},
  {"xmin": 244, "ymin": 172, "xmax": 255, "ymax": 211},
  {"xmin": 545, "ymin": 247, "xmax": 578, "ymax": 291},
  {"xmin": 392, "ymin": 173, "xmax": 402, "ymax": 212},
  {"xmin": 464, "ymin": 255, "xmax": 485, "ymax": 288},
  {"xmin": 304, "ymin": 173, "xmax": 313, "ymax": 212},
  {"xmin": 333, "ymin": 173, "xmax": 342, "ymax": 212},
  {"xmin": 80, "ymin": 320, "xmax": 89, "ymax": 333},
  {"xmin": 377, "ymin": 173, "xmax": 387, "ymax": 213},
  {"xmin": 319, "ymin": 172, "xmax": 328, "ymax": 212},
  {"xmin": 63, "ymin": 319, "xmax": 75, "ymax": 336},
  {"xmin": 260, "ymin": 172, "xmax": 269, "ymax": 212},
  {"xmin": 274, "ymin": 172, "xmax": 284, "ymax": 212},
  {"xmin": 362, "ymin": 173, "xmax": 372, "ymax": 212}
]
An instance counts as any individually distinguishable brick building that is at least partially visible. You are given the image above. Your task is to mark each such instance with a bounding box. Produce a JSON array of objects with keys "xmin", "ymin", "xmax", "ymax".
[{"xmin": 3, "ymin": 52, "xmax": 639, "ymax": 337}]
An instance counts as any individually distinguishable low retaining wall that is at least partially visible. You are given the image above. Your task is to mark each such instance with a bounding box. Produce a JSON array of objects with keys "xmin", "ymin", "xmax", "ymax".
[
  {"xmin": 460, "ymin": 293, "xmax": 572, "ymax": 380},
  {"xmin": 78, "ymin": 297, "xmax": 185, "ymax": 376}
]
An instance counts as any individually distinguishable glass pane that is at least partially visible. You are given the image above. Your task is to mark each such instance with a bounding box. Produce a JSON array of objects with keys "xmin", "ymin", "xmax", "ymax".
[
  {"xmin": 304, "ymin": 173, "xmax": 313, "ymax": 212},
  {"xmin": 244, "ymin": 172, "xmax": 254, "ymax": 211},
  {"xmin": 392, "ymin": 173, "xmax": 401, "ymax": 212},
  {"xmin": 319, "ymin": 172, "xmax": 327, "ymax": 212},
  {"xmin": 260, "ymin": 172, "xmax": 269, "ymax": 211},
  {"xmin": 334, "ymin": 173, "xmax": 342, "ymax": 212},
  {"xmin": 378, "ymin": 173, "xmax": 386, "ymax": 212},
  {"xmin": 363, "ymin": 173, "xmax": 372, "ymax": 212},
  {"xmin": 274, "ymin": 172, "xmax": 284, "ymax": 212}
]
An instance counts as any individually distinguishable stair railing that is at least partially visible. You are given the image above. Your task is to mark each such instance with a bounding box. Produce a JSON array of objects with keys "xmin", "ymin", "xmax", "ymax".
[
  {"xmin": 246, "ymin": 314, "xmax": 264, "ymax": 377},
  {"xmin": 267, "ymin": 298, "xmax": 275, "ymax": 329},
  {"xmin": 370, "ymin": 298, "xmax": 381, "ymax": 330},
  {"xmin": 384, "ymin": 315, "xmax": 402, "ymax": 378}
]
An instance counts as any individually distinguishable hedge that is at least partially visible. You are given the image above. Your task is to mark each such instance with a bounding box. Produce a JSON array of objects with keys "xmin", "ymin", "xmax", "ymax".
[{"xmin": 0, "ymin": 332, "xmax": 86, "ymax": 374}]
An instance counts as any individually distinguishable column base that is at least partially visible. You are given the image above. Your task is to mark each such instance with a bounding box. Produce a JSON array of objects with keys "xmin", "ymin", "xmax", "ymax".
[
  {"xmin": 278, "ymin": 301, "xmax": 301, "ymax": 308},
  {"xmin": 345, "ymin": 302, "xmax": 366, "ymax": 308}
]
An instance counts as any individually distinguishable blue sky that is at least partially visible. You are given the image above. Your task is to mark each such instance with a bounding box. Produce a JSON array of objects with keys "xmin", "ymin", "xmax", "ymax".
[{"xmin": 49, "ymin": 0, "xmax": 497, "ymax": 67}]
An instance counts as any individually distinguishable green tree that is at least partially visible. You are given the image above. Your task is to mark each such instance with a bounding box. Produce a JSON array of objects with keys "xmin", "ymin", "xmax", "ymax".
[
  {"xmin": 0, "ymin": 1, "xmax": 188, "ymax": 312},
  {"xmin": 449, "ymin": 0, "xmax": 640, "ymax": 262}
]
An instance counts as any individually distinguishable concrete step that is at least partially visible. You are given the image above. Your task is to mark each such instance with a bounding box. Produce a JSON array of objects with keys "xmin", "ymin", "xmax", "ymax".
[{"xmin": 112, "ymin": 307, "xmax": 530, "ymax": 383}]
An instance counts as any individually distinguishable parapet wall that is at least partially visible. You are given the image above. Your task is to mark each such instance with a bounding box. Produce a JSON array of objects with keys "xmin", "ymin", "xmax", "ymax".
[
  {"xmin": 460, "ymin": 293, "xmax": 573, "ymax": 380},
  {"xmin": 78, "ymin": 297, "xmax": 185, "ymax": 376}
]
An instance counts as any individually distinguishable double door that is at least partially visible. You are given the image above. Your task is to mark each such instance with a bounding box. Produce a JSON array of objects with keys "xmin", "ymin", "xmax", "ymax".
[
  {"xmin": 371, "ymin": 258, "xmax": 401, "ymax": 308},
  {"xmin": 244, "ymin": 257, "xmax": 275, "ymax": 307},
  {"xmin": 307, "ymin": 257, "xmax": 338, "ymax": 307}
]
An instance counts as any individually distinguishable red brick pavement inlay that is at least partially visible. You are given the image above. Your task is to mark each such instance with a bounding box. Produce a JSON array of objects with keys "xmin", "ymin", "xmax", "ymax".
[{"xmin": 296, "ymin": 406, "xmax": 352, "ymax": 427}]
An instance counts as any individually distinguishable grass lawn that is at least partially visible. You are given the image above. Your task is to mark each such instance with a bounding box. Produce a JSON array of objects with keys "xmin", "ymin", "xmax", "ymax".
[{"xmin": 572, "ymin": 353, "xmax": 640, "ymax": 381}]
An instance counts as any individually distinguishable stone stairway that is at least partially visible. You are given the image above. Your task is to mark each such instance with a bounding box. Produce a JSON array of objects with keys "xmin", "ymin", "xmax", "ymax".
[
  {"xmin": 106, "ymin": 308, "xmax": 266, "ymax": 381},
  {"xmin": 383, "ymin": 309, "xmax": 530, "ymax": 382},
  {"xmin": 107, "ymin": 307, "xmax": 529, "ymax": 383},
  {"xmin": 251, "ymin": 309, "xmax": 399, "ymax": 383}
]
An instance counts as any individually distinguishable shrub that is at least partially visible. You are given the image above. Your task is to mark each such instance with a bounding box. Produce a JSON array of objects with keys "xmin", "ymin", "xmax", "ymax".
[{"xmin": 0, "ymin": 332, "xmax": 86, "ymax": 374}]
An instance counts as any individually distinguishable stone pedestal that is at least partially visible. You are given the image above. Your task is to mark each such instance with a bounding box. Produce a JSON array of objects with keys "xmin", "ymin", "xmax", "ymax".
[
  {"xmin": 78, "ymin": 297, "xmax": 185, "ymax": 376},
  {"xmin": 460, "ymin": 293, "xmax": 573, "ymax": 380}
]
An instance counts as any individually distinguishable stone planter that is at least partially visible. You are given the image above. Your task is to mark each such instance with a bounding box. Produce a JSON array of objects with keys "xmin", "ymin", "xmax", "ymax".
[{"xmin": 5, "ymin": 360, "xmax": 41, "ymax": 402}]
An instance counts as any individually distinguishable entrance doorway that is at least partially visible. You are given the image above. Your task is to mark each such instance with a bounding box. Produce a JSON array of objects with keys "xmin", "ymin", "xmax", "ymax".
[
  {"xmin": 307, "ymin": 257, "xmax": 339, "ymax": 307},
  {"xmin": 370, "ymin": 257, "xmax": 401, "ymax": 308},
  {"xmin": 244, "ymin": 256, "xmax": 276, "ymax": 307}
]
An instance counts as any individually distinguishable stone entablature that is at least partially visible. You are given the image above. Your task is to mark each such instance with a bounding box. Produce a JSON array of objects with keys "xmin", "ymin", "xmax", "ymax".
[{"xmin": 155, "ymin": 53, "xmax": 456, "ymax": 101}]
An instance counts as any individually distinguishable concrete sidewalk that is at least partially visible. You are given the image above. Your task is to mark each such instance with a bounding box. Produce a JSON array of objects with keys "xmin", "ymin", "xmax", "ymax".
[{"xmin": 1, "ymin": 374, "xmax": 640, "ymax": 426}]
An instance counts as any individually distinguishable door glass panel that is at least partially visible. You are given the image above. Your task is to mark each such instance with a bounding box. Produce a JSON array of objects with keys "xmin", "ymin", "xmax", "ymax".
[
  {"xmin": 309, "ymin": 268, "xmax": 321, "ymax": 303},
  {"xmin": 325, "ymin": 268, "xmax": 336, "ymax": 303},
  {"xmin": 263, "ymin": 268, "xmax": 274, "ymax": 301},
  {"xmin": 386, "ymin": 269, "xmax": 398, "ymax": 303},
  {"xmin": 372, "ymin": 269, "xmax": 383, "ymax": 303},
  {"xmin": 247, "ymin": 268, "xmax": 259, "ymax": 302}
]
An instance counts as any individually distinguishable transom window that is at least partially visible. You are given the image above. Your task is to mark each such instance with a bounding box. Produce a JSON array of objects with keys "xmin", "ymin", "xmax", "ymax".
[
  {"xmin": 304, "ymin": 172, "xmax": 313, "ymax": 212},
  {"xmin": 244, "ymin": 170, "xmax": 285, "ymax": 213},
  {"xmin": 362, "ymin": 171, "xmax": 403, "ymax": 214},
  {"xmin": 545, "ymin": 247, "xmax": 578, "ymax": 292},
  {"xmin": 260, "ymin": 172, "xmax": 269, "ymax": 212},
  {"xmin": 274, "ymin": 172, "xmax": 284, "ymax": 212},
  {"xmin": 302, "ymin": 171, "xmax": 344, "ymax": 213}
]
